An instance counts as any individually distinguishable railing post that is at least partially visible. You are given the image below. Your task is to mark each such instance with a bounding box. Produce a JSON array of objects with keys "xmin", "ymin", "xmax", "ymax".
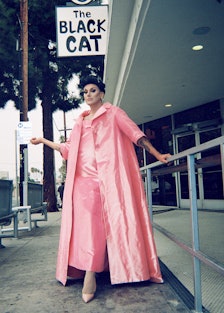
[
  {"xmin": 187, "ymin": 154, "xmax": 202, "ymax": 313},
  {"xmin": 22, "ymin": 147, "xmax": 28, "ymax": 206}
]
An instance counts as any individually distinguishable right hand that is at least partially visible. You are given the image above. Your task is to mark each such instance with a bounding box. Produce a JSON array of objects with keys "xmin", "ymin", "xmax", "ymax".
[{"xmin": 30, "ymin": 137, "xmax": 43, "ymax": 145}]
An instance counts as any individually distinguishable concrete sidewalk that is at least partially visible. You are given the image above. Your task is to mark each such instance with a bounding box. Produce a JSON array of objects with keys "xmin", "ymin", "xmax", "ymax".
[{"xmin": 0, "ymin": 212, "xmax": 190, "ymax": 313}]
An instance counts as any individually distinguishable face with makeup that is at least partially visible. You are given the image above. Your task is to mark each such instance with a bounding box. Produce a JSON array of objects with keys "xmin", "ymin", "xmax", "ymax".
[{"xmin": 83, "ymin": 84, "xmax": 104, "ymax": 107}]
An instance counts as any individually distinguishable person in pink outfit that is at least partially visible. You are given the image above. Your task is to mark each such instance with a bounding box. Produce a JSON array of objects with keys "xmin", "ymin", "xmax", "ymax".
[{"xmin": 30, "ymin": 75, "xmax": 171, "ymax": 303}]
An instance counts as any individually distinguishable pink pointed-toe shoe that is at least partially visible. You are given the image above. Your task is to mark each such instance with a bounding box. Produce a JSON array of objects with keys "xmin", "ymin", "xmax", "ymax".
[{"xmin": 82, "ymin": 271, "xmax": 96, "ymax": 303}]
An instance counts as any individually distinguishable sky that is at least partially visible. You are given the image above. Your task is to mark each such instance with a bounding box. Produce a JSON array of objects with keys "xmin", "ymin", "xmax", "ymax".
[{"xmin": 0, "ymin": 99, "xmax": 89, "ymax": 182}]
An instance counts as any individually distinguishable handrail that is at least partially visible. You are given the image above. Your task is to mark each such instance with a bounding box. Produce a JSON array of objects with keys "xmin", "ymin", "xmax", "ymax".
[
  {"xmin": 141, "ymin": 154, "xmax": 221, "ymax": 177},
  {"xmin": 140, "ymin": 135, "xmax": 224, "ymax": 313},
  {"xmin": 141, "ymin": 135, "xmax": 224, "ymax": 170}
]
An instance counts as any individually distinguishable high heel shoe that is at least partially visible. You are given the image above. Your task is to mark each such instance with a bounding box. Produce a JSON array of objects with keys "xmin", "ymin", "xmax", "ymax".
[
  {"xmin": 82, "ymin": 271, "xmax": 96, "ymax": 303},
  {"xmin": 82, "ymin": 292, "xmax": 95, "ymax": 303}
]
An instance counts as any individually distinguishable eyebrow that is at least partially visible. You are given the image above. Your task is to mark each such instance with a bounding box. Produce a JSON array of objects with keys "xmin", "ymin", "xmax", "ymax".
[{"xmin": 84, "ymin": 87, "xmax": 97, "ymax": 92}]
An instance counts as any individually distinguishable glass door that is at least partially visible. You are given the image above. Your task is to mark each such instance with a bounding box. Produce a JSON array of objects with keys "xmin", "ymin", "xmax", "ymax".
[
  {"xmin": 199, "ymin": 128, "xmax": 223, "ymax": 209},
  {"xmin": 175, "ymin": 128, "xmax": 223, "ymax": 209},
  {"xmin": 175, "ymin": 133, "xmax": 201, "ymax": 208}
]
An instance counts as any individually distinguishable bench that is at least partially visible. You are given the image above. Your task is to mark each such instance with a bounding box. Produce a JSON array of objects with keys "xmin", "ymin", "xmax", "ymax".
[
  {"xmin": 0, "ymin": 180, "xmax": 19, "ymax": 248},
  {"xmin": 27, "ymin": 182, "xmax": 48, "ymax": 228},
  {"xmin": 1, "ymin": 182, "xmax": 47, "ymax": 233}
]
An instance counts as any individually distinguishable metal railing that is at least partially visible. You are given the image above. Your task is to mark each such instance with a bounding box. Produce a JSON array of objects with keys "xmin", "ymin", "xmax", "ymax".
[{"xmin": 140, "ymin": 135, "xmax": 224, "ymax": 313}]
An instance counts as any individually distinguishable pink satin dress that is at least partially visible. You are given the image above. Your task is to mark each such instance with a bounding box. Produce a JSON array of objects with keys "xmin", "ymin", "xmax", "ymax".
[{"xmin": 68, "ymin": 120, "xmax": 107, "ymax": 273}]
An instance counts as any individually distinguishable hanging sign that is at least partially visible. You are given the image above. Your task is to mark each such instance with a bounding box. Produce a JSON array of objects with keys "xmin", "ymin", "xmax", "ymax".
[
  {"xmin": 56, "ymin": 5, "xmax": 108, "ymax": 57},
  {"xmin": 71, "ymin": 0, "xmax": 93, "ymax": 4}
]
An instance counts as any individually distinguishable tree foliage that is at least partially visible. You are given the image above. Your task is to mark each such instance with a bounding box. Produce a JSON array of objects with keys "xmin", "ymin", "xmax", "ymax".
[
  {"xmin": 0, "ymin": 0, "xmax": 104, "ymax": 211},
  {"xmin": 0, "ymin": 0, "xmax": 104, "ymax": 110}
]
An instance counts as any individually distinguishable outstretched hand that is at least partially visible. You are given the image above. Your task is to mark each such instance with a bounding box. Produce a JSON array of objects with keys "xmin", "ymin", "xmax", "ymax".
[
  {"xmin": 157, "ymin": 153, "xmax": 172, "ymax": 164},
  {"xmin": 30, "ymin": 137, "xmax": 43, "ymax": 145},
  {"xmin": 30, "ymin": 137, "xmax": 60, "ymax": 151}
]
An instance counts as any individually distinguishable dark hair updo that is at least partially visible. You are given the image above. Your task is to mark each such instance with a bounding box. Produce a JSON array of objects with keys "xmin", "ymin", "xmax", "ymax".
[{"xmin": 79, "ymin": 75, "xmax": 106, "ymax": 93}]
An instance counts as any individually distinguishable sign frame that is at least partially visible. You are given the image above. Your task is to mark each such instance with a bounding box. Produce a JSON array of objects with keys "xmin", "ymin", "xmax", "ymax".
[{"xmin": 56, "ymin": 5, "xmax": 108, "ymax": 57}]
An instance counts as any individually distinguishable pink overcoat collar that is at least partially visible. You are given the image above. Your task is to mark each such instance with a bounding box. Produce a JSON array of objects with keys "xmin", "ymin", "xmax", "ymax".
[{"xmin": 77, "ymin": 102, "xmax": 112, "ymax": 124}]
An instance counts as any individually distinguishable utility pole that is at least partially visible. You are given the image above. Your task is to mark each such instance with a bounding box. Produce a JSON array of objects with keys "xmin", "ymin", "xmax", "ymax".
[
  {"xmin": 19, "ymin": 0, "xmax": 28, "ymax": 205},
  {"xmin": 20, "ymin": 0, "xmax": 28, "ymax": 122}
]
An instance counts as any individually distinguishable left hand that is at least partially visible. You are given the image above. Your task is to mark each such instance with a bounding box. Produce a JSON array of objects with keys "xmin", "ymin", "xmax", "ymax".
[{"xmin": 157, "ymin": 153, "xmax": 172, "ymax": 164}]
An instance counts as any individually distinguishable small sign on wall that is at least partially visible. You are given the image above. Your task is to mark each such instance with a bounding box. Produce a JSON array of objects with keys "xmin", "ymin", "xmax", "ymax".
[
  {"xmin": 17, "ymin": 122, "xmax": 32, "ymax": 145},
  {"xmin": 56, "ymin": 5, "xmax": 108, "ymax": 57}
]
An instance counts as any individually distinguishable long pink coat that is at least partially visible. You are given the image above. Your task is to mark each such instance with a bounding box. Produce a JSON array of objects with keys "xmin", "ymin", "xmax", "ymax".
[{"xmin": 56, "ymin": 103, "xmax": 162, "ymax": 286}]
